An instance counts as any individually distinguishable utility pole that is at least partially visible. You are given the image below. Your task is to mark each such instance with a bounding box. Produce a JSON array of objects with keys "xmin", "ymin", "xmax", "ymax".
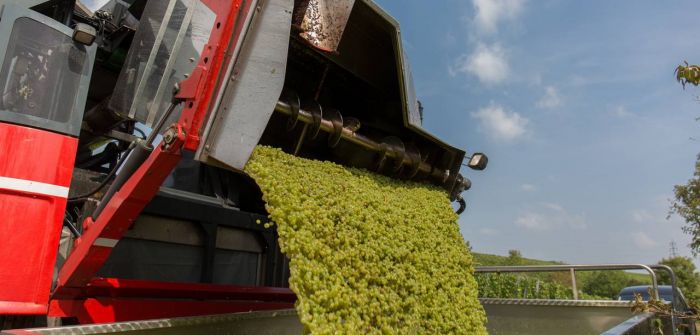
[{"xmin": 669, "ymin": 241, "xmax": 679, "ymax": 258}]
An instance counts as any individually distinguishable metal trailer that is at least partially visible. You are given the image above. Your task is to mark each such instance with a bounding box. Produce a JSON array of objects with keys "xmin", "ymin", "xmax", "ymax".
[
  {"xmin": 1, "ymin": 264, "xmax": 685, "ymax": 335},
  {"xmin": 0, "ymin": 303, "xmax": 674, "ymax": 335},
  {"xmin": 0, "ymin": 307, "xmax": 675, "ymax": 335},
  {"xmin": 475, "ymin": 264, "xmax": 691, "ymax": 335}
]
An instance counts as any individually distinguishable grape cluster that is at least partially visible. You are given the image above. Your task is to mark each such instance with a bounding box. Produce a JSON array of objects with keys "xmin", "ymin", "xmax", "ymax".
[{"xmin": 244, "ymin": 146, "xmax": 487, "ymax": 334}]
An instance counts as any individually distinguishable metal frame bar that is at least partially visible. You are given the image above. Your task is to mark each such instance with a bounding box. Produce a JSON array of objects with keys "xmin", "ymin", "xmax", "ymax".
[
  {"xmin": 649, "ymin": 264, "xmax": 680, "ymax": 334},
  {"xmin": 474, "ymin": 264, "xmax": 660, "ymax": 300}
]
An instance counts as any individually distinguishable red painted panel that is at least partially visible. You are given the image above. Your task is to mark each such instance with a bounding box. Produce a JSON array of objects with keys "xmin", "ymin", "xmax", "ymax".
[
  {"xmin": 0, "ymin": 123, "xmax": 77, "ymax": 186},
  {"xmin": 0, "ymin": 301, "xmax": 48, "ymax": 315},
  {"xmin": 0, "ymin": 123, "xmax": 77, "ymax": 314}
]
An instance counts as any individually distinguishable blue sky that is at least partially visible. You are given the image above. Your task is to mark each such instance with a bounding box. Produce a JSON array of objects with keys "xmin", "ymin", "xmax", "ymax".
[
  {"xmin": 81, "ymin": 0, "xmax": 700, "ymax": 265},
  {"xmin": 376, "ymin": 0, "xmax": 700, "ymax": 265}
]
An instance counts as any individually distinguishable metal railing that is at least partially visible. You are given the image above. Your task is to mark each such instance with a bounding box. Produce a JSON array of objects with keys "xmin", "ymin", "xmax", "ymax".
[
  {"xmin": 474, "ymin": 263, "xmax": 680, "ymax": 335},
  {"xmin": 475, "ymin": 264, "xmax": 660, "ymax": 299}
]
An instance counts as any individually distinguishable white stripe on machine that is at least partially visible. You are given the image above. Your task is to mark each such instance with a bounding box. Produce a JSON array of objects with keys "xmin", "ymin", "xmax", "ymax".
[{"xmin": 0, "ymin": 176, "xmax": 69, "ymax": 198}]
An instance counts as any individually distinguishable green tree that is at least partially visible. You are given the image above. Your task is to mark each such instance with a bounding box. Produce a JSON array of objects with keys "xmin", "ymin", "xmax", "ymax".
[
  {"xmin": 657, "ymin": 256, "xmax": 700, "ymax": 301},
  {"xmin": 671, "ymin": 62, "xmax": 700, "ymax": 255},
  {"xmin": 582, "ymin": 271, "xmax": 644, "ymax": 299},
  {"xmin": 507, "ymin": 249, "xmax": 523, "ymax": 265},
  {"xmin": 671, "ymin": 162, "xmax": 700, "ymax": 256}
]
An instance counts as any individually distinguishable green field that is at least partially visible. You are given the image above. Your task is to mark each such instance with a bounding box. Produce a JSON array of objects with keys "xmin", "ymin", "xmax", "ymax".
[{"xmin": 473, "ymin": 252, "xmax": 562, "ymax": 267}]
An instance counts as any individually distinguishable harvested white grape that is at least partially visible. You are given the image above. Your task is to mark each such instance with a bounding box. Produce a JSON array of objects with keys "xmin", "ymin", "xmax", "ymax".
[{"xmin": 245, "ymin": 146, "xmax": 487, "ymax": 334}]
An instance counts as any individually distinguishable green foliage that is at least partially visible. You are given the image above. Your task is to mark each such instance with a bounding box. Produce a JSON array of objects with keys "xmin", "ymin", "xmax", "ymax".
[
  {"xmin": 475, "ymin": 273, "xmax": 573, "ymax": 299},
  {"xmin": 676, "ymin": 61, "xmax": 700, "ymax": 88},
  {"xmin": 245, "ymin": 146, "xmax": 487, "ymax": 334},
  {"xmin": 507, "ymin": 249, "xmax": 523, "ymax": 265},
  {"xmin": 581, "ymin": 271, "xmax": 647, "ymax": 300},
  {"xmin": 475, "ymin": 273, "xmax": 609, "ymax": 300},
  {"xmin": 658, "ymin": 256, "xmax": 700, "ymax": 301},
  {"xmin": 671, "ymin": 60, "xmax": 700, "ymax": 262},
  {"xmin": 473, "ymin": 251, "xmax": 651, "ymax": 300},
  {"xmin": 670, "ymin": 155, "xmax": 700, "ymax": 256}
]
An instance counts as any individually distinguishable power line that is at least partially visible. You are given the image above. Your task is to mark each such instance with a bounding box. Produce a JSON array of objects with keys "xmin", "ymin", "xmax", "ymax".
[{"xmin": 669, "ymin": 241, "xmax": 679, "ymax": 258}]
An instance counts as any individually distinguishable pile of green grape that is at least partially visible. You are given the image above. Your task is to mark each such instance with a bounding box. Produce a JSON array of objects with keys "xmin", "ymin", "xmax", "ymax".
[{"xmin": 244, "ymin": 146, "xmax": 487, "ymax": 334}]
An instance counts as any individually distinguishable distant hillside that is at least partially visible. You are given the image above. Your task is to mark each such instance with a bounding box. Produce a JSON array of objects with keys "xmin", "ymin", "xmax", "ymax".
[{"xmin": 472, "ymin": 252, "xmax": 563, "ymax": 267}]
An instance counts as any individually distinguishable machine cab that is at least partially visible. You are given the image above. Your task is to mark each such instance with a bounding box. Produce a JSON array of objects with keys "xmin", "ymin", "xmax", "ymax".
[{"xmin": 0, "ymin": 2, "xmax": 95, "ymax": 314}]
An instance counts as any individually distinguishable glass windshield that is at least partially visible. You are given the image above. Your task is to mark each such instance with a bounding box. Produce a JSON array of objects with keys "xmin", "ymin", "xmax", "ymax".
[
  {"xmin": 109, "ymin": 0, "xmax": 213, "ymax": 127},
  {"xmin": 0, "ymin": 17, "xmax": 87, "ymax": 124}
]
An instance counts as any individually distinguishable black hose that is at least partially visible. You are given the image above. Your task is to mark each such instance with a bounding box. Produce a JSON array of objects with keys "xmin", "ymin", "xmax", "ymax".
[
  {"xmin": 76, "ymin": 141, "xmax": 119, "ymax": 169},
  {"xmin": 133, "ymin": 127, "xmax": 147, "ymax": 139},
  {"xmin": 63, "ymin": 216, "xmax": 81, "ymax": 237},
  {"xmin": 455, "ymin": 195, "xmax": 467, "ymax": 215},
  {"xmin": 67, "ymin": 146, "xmax": 132, "ymax": 202}
]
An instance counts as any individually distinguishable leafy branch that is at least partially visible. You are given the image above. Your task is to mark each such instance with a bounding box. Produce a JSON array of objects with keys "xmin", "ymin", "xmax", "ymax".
[
  {"xmin": 676, "ymin": 61, "xmax": 700, "ymax": 89},
  {"xmin": 630, "ymin": 289, "xmax": 698, "ymax": 335}
]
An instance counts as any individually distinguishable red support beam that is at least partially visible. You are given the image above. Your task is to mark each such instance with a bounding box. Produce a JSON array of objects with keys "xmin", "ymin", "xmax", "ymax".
[
  {"xmin": 55, "ymin": 144, "xmax": 184, "ymax": 289},
  {"xmin": 175, "ymin": 0, "xmax": 251, "ymax": 151},
  {"xmin": 53, "ymin": 278, "xmax": 296, "ymax": 303}
]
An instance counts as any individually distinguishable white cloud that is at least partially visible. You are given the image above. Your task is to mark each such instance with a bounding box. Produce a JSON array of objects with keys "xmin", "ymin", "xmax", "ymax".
[
  {"xmin": 515, "ymin": 212, "xmax": 549, "ymax": 230},
  {"xmin": 471, "ymin": 103, "xmax": 529, "ymax": 141},
  {"xmin": 631, "ymin": 209, "xmax": 654, "ymax": 223},
  {"xmin": 450, "ymin": 44, "xmax": 510, "ymax": 85},
  {"xmin": 542, "ymin": 202, "xmax": 565, "ymax": 212},
  {"xmin": 515, "ymin": 203, "xmax": 587, "ymax": 231},
  {"xmin": 472, "ymin": 0, "xmax": 526, "ymax": 34},
  {"xmin": 536, "ymin": 86, "xmax": 563, "ymax": 109},
  {"xmin": 521, "ymin": 184, "xmax": 536, "ymax": 192},
  {"xmin": 611, "ymin": 105, "xmax": 633, "ymax": 118},
  {"xmin": 632, "ymin": 232, "xmax": 658, "ymax": 249}
]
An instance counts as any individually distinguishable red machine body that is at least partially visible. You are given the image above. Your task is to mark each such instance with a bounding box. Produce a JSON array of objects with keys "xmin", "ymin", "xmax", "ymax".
[
  {"xmin": 0, "ymin": 0, "xmax": 478, "ymax": 328},
  {"xmin": 1, "ymin": 0, "xmax": 274, "ymax": 322},
  {"xmin": 0, "ymin": 123, "xmax": 78, "ymax": 314}
]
